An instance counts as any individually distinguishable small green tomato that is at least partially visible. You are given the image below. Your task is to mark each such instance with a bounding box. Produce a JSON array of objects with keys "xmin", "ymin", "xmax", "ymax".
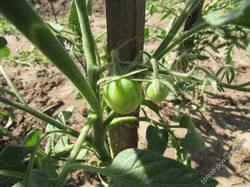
[
  {"xmin": 146, "ymin": 79, "xmax": 168, "ymax": 103},
  {"xmin": 103, "ymin": 78, "xmax": 143, "ymax": 115}
]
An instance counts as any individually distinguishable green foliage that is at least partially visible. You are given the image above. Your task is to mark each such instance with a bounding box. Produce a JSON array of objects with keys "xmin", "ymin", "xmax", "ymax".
[
  {"xmin": 146, "ymin": 125, "xmax": 168, "ymax": 154},
  {"xmin": 205, "ymin": 0, "xmax": 250, "ymax": 28},
  {"xmin": 100, "ymin": 149, "xmax": 218, "ymax": 187},
  {"xmin": 0, "ymin": 18, "xmax": 17, "ymax": 35},
  {"xmin": 179, "ymin": 115, "xmax": 205, "ymax": 153},
  {"xmin": 0, "ymin": 145, "xmax": 32, "ymax": 168},
  {"xmin": 0, "ymin": 36, "xmax": 10, "ymax": 58}
]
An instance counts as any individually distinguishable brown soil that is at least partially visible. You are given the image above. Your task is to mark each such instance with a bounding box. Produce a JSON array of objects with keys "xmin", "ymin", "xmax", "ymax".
[{"xmin": 1, "ymin": 1, "xmax": 250, "ymax": 187}]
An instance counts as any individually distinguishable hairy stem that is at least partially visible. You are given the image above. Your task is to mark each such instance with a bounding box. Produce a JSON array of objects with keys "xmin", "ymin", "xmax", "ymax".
[
  {"xmin": 75, "ymin": 0, "xmax": 99, "ymax": 95},
  {"xmin": 0, "ymin": 96, "xmax": 79, "ymax": 137},
  {"xmin": 56, "ymin": 113, "xmax": 97, "ymax": 187},
  {"xmin": 153, "ymin": 0, "xmax": 201, "ymax": 59},
  {"xmin": 0, "ymin": 65, "xmax": 26, "ymax": 104}
]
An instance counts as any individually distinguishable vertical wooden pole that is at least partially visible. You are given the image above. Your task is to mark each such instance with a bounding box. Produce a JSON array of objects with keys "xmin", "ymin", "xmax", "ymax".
[{"xmin": 105, "ymin": 0, "xmax": 146, "ymax": 155}]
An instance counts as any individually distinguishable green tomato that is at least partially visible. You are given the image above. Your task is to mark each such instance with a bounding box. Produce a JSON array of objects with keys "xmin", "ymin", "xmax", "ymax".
[
  {"xmin": 103, "ymin": 78, "xmax": 143, "ymax": 115},
  {"xmin": 146, "ymin": 80, "xmax": 168, "ymax": 103}
]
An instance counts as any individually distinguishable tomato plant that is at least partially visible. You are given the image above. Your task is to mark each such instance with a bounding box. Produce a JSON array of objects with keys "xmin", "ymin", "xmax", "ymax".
[{"xmin": 0, "ymin": 0, "xmax": 250, "ymax": 186}]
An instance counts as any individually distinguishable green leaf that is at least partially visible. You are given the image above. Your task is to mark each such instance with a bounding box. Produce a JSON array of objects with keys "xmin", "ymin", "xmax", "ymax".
[
  {"xmin": 40, "ymin": 156, "xmax": 57, "ymax": 179},
  {"xmin": 1, "ymin": 177, "xmax": 15, "ymax": 186},
  {"xmin": 205, "ymin": 0, "xmax": 250, "ymax": 28},
  {"xmin": 45, "ymin": 107, "xmax": 74, "ymax": 153},
  {"xmin": 0, "ymin": 36, "xmax": 7, "ymax": 48},
  {"xmin": 68, "ymin": 0, "xmax": 83, "ymax": 54},
  {"xmin": 153, "ymin": 0, "xmax": 201, "ymax": 59},
  {"xmin": 161, "ymin": 80, "xmax": 177, "ymax": 96},
  {"xmin": 179, "ymin": 116, "xmax": 205, "ymax": 153},
  {"xmin": 0, "ymin": 145, "xmax": 32, "ymax": 168},
  {"xmin": 57, "ymin": 106, "xmax": 74, "ymax": 125},
  {"xmin": 24, "ymin": 169, "xmax": 50, "ymax": 187},
  {"xmin": 197, "ymin": 55, "xmax": 209, "ymax": 61},
  {"xmin": 146, "ymin": 125, "xmax": 168, "ymax": 154},
  {"xmin": 0, "ymin": 47, "xmax": 10, "ymax": 57},
  {"xmin": 100, "ymin": 149, "xmax": 217, "ymax": 187},
  {"xmin": 68, "ymin": 0, "xmax": 81, "ymax": 37},
  {"xmin": 54, "ymin": 134, "xmax": 69, "ymax": 152},
  {"xmin": 24, "ymin": 130, "xmax": 40, "ymax": 147},
  {"xmin": 144, "ymin": 28, "xmax": 150, "ymax": 40},
  {"xmin": 76, "ymin": 149, "xmax": 88, "ymax": 160},
  {"xmin": 0, "ymin": 145, "xmax": 30, "ymax": 186}
]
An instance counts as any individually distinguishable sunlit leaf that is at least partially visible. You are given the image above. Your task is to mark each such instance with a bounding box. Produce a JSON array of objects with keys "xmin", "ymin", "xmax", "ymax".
[
  {"xmin": 205, "ymin": 0, "xmax": 250, "ymax": 28},
  {"xmin": 179, "ymin": 115, "xmax": 205, "ymax": 153},
  {"xmin": 100, "ymin": 149, "xmax": 217, "ymax": 187},
  {"xmin": 146, "ymin": 125, "xmax": 168, "ymax": 154}
]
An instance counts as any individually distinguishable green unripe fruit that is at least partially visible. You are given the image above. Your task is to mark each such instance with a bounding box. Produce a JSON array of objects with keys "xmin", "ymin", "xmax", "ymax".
[
  {"xmin": 146, "ymin": 80, "xmax": 168, "ymax": 103},
  {"xmin": 103, "ymin": 78, "xmax": 143, "ymax": 115}
]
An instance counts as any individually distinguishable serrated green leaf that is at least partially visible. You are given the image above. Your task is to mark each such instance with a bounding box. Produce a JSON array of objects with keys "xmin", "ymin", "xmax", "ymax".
[
  {"xmin": 0, "ymin": 145, "xmax": 32, "ymax": 168},
  {"xmin": 24, "ymin": 130, "xmax": 40, "ymax": 147},
  {"xmin": 205, "ymin": 0, "xmax": 250, "ymax": 28},
  {"xmin": 68, "ymin": 0, "xmax": 82, "ymax": 47},
  {"xmin": 57, "ymin": 106, "xmax": 74, "ymax": 125},
  {"xmin": 40, "ymin": 156, "xmax": 57, "ymax": 179},
  {"xmin": 100, "ymin": 148, "xmax": 217, "ymax": 187},
  {"xmin": 179, "ymin": 115, "xmax": 205, "ymax": 153},
  {"xmin": 24, "ymin": 169, "xmax": 50, "ymax": 187},
  {"xmin": 146, "ymin": 125, "xmax": 168, "ymax": 154}
]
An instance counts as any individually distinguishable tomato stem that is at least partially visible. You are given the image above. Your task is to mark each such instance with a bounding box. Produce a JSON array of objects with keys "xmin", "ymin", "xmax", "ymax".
[
  {"xmin": 150, "ymin": 58, "xmax": 159, "ymax": 79},
  {"xmin": 56, "ymin": 113, "xmax": 97, "ymax": 187},
  {"xmin": 111, "ymin": 50, "xmax": 121, "ymax": 75}
]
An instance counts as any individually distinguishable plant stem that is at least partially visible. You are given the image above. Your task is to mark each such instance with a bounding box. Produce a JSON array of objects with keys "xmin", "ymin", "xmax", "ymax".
[
  {"xmin": 153, "ymin": 0, "xmax": 201, "ymax": 59},
  {"xmin": 55, "ymin": 113, "xmax": 97, "ymax": 187},
  {"xmin": 0, "ymin": 169, "xmax": 25, "ymax": 178},
  {"xmin": 75, "ymin": 0, "xmax": 99, "ymax": 94},
  {"xmin": 74, "ymin": 0, "xmax": 110, "ymax": 162},
  {"xmin": 150, "ymin": 58, "xmax": 159, "ymax": 79},
  {"xmin": 0, "ymin": 96, "xmax": 79, "ymax": 137},
  {"xmin": 103, "ymin": 110, "xmax": 116, "ymax": 127},
  {"xmin": 0, "ymin": 65, "xmax": 26, "ymax": 104},
  {"xmin": 107, "ymin": 116, "xmax": 139, "ymax": 129},
  {"xmin": 164, "ymin": 21, "xmax": 208, "ymax": 54},
  {"xmin": 0, "ymin": 0, "xmax": 100, "ymax": 113},
  {"xmin": 111, "ymin": 50, "xmax": 121, "ymax": 75},
  {"xmin": 66, "ymin": 163, "xmax": 102, "ymax": 174},
  {"xmin": 92, "ymin": 117, "xmax": 112, "ymax": 162},
  {"xmin": 24, "ymin": 133, "xmax": 41, "ymax": 186},
  {"xmin": 218, "ymin": 81, "xmax": 250, "ymax": 91}
]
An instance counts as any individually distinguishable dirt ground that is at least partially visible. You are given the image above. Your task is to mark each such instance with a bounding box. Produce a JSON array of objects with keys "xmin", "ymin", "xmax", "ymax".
[{"xmin": 1, "ymin": 0, "xmax": 250, "ymax": 187}]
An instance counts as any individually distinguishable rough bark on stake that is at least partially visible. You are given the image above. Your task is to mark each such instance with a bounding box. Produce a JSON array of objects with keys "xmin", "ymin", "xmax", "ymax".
[
  {"xmin": 106, "ymin": 0, "xmax": 146, "ymax": 155},
  {"xmin": 177, "ymin": 0, "xmax": 204, "ymax": 71}
]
